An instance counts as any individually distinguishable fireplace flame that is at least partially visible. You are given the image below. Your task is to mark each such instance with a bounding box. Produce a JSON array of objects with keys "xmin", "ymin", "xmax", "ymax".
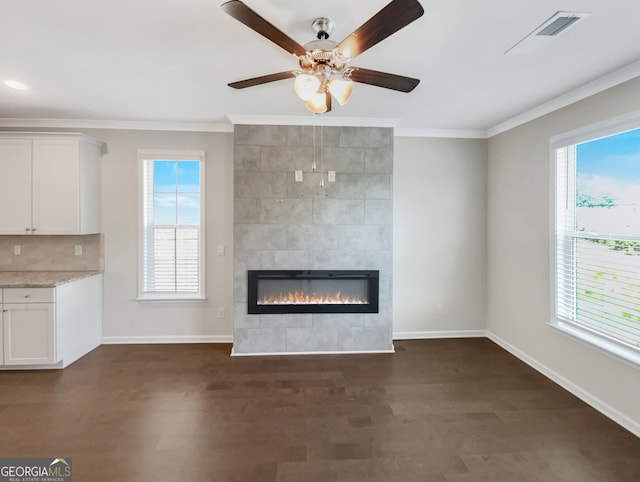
[{"xmin": 258, "ymin": 290, "xmax": 368, "ymax": 305}]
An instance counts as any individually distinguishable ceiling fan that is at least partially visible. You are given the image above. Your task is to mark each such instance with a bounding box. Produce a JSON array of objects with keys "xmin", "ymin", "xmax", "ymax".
[{"xmin": 221, "ymin": 0, "xmax": 424, "ymax": 113}]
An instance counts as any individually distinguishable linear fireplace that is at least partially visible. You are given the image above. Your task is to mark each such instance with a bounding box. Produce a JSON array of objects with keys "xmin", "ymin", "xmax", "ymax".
[{"xmin": 248, "ymin": 270, "xmax": 379, "ymax": 314}]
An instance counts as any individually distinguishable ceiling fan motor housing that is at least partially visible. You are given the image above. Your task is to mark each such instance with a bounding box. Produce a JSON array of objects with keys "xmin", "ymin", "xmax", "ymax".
[
  {"xmin": 312, "ymin": 17, "xmax": 334, "ymax": 39},
  {"xmin": 299, "ymin": 38, "xmax": 348, "ymax": 78}
]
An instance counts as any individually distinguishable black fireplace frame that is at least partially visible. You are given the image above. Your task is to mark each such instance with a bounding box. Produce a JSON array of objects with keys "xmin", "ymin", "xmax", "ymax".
[{"xmin": 247, "ymin": 270, "xmax": 379, "ymax": 314}]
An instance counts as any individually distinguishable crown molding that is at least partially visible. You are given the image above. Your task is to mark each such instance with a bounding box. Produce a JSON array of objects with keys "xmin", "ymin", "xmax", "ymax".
[
  {"xmin": 227, "ymin": 116, "xmax": 486, "ymax": 138},
  {"xmin": 394, "ymin": 127, "xmax": 487, "ymax": 139},
  {"xmin": 0, "ymin": 116, "xmax": 485, "ymax": 138},
  {"xmin": 225, "ymin": 114, "xmax": 400, "ymax": 128},
  {"xmin": 0, "ymin": 118, "xmax": 233, "ymax": 133},
  {"xmin": 487, "ymin": 59, "xmax": 640, "ymax": 137}
]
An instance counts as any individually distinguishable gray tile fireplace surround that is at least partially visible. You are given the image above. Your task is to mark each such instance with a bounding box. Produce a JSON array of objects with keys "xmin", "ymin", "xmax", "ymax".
[{"xmin": 233, "ymin": 124, "xmax": 393, "ymax": 355}]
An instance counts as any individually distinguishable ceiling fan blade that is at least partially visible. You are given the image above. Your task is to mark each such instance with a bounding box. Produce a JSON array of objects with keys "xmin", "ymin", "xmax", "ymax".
[
  {"xmin": 221, "ymin": 1, "xmax": 307, "ymax": 57},
  {"xmin": 228, "ymin": 71, "xmax": 297, "ymax": 89},
  {"xmin": 336, "ymin": 0, "xmax": 424, "ymax": 59},
  {"xmin": 346, "ymin": 68, "xmax": 420, "ymax": 92}
]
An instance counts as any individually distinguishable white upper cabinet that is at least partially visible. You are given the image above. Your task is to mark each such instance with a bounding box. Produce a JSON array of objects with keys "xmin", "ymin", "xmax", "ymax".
[
  {"xmin": 0, "ymin": 133, "xmax": 105, "ymax": 235},
  {"xmin": 0, "ymin": 139, "xmax": 32, "ymax": 234}
]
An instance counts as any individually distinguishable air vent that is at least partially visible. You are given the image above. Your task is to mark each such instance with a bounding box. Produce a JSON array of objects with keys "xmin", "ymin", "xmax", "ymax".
[
  {"xmin": 536, "ymin": 16, "xmax": 581, "ymax": 36},
  {"xmin": 506, "ymin": 11, "xmax": 590, "ymax": 54}
]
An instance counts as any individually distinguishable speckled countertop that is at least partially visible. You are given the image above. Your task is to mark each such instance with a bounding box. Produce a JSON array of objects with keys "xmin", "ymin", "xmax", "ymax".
[{"xmin": 0, "ymin": 271, "xmax": 102, "ymax": 288}]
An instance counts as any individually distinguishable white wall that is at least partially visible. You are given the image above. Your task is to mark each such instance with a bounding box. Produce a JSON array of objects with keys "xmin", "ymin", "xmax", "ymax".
[
  {"xmin": 91, "ymin": 129, "xmax": 488, "ymax": 342},
  {"xmin": 90, "ymin": 129, "xmax": 488, "ymax": 343},
  {"xmin": 487, "ymin": 77, "xmax": 640, "ymax": 435},
  {"xmin": 0, "ymin": 126, "xmax": 486, "ymax": 343},
  {"xmin": 393, "ymin": 137, "xmax": 488, "ymax": 336},
  {"xmin": 89, "ymin": 129, "xmax": 235, "ymax": 342}
]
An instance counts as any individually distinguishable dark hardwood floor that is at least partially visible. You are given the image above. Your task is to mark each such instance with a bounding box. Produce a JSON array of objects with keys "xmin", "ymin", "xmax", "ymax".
[{"xmin": 0, "ymin": 339, "xmax": 638, "ymax": 481}]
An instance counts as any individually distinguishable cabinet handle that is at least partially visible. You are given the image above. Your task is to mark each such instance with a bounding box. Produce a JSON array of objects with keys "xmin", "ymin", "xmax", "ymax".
[
  {"xmin": 25, "ymin": 228, "xmax": 31, "ymax": 232},
  {"xmin": 24, "ymin": 294, "xmax": 31, "ymax": 298},
  {"xmin": 31, "ymin": 228, "xmax": 37, "ymax": 232}
]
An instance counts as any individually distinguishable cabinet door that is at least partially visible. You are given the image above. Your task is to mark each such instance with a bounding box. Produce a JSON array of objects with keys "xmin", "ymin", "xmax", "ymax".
[
  {"xmin": 0, "ymin": 139, "xmax": 32, "ymax": 234},
  {"xmin": 32, "ymin": 139, "xmax": 80, "ymax": 234},
  {"xmin": 0, "ymin": 309, "xmax": 4, "ymax": 364},
  {"xmin": 3, "ymin": 303, "xmax": 56, "ymax": 365}
]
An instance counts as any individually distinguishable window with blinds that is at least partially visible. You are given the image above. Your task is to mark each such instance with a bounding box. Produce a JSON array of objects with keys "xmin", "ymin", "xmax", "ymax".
[
  {"xmin": 554, "ymin": 126, "xmax": 640, "ymax": 358},
  {"xmin": 138, "ymin": 151, "xmax": 205, "ymax": 300}
]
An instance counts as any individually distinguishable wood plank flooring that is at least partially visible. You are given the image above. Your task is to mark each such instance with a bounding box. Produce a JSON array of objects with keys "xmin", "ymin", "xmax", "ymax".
[{"xmin": 0, "ymin": 339, "xmax": 638, "ymax": 481}]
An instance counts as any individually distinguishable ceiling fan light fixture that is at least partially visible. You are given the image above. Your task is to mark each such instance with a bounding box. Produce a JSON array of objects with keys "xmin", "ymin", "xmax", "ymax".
[
  {"xmin": 294, "ymin": 74, "xmax": 321, "ymax": 101},
  {"xmin": 305, "ymin": 91, "xmax": 328, "ymax": 114},
  {"xmin": 328, "ymin": 79, "xmax": 354, "ymax": 105},
  {"xmin": 222, "ymin": 0, "xmax": 424, "ymax": 112}
]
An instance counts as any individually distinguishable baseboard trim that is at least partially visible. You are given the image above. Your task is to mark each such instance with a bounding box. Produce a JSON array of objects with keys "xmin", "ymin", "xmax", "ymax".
[
  {"xmin": 101, "ymin": 335, "xmax": 233, "ymax": 344},
  {"xmin": 0, "ymin": 363, "xmax": 63, "ymax": 370},
  {"xmin": 393, "ymin": 330, "xmax": 488, "ymax": 340},
  {"xmin": 486, "ymin": 331, "xmax": 640, "ymax": 438},
  {"xmin": 231, "ymin": 347, "xmax": 395, "ymax": 357}
]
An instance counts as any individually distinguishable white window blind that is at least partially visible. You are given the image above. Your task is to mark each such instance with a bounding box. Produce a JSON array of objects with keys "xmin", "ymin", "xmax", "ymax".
[
  {"xmin": 139, "ymin": 151, "xmax": 205, "ymax": 300},
  {"xmin": 554, "ymin": 129, "xmax": 640, "ymax": 355}
]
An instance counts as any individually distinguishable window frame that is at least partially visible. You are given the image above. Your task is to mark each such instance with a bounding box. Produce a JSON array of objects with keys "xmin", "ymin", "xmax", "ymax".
[
  {"xmin": 137, "ymin": 149, "xmax": 206, "ymax": 302},
  {"xmin": 550, "ymin": 110, "xmax": 640, "ymax": 366}
]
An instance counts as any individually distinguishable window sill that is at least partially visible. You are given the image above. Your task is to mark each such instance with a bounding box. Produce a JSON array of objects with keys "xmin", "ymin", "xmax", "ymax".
[
  {"xmin": 548, "ymin": 320, "xmax": 640, "ymax": 369},
  {"xmin": 137, "ymin": 295, "xmax": 206, "ymax": 304}
]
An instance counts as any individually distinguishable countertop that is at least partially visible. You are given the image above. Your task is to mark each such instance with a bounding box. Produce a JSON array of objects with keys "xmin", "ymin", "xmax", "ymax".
[{"xmin": 0, "ymin": 271, "xmax": 102, "ymax": 288}]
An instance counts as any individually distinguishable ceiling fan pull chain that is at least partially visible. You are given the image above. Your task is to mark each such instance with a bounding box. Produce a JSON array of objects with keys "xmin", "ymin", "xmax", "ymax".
[
  {"xmin": 312, "ymin": 115, "xmax": 317, "ymax": 171},
  {"xmin": 319, "ymin": 120, "xmax": 325, "ymax": 188}
]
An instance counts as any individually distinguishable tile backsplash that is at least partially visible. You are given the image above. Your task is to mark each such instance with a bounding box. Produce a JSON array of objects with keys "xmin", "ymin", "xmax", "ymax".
[{"xmin": 0, "ymin": 234, "xmax": 103, "ymax": 271}]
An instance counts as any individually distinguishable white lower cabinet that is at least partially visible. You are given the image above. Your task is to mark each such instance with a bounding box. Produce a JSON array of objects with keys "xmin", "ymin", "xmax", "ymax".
[
  {"xmin": 3, "ymin": 298, "xmax": 56, "ymax": 365},
  {"xmin": 0, "ymin": 275, "xmax": 102, "ymax": 368}
]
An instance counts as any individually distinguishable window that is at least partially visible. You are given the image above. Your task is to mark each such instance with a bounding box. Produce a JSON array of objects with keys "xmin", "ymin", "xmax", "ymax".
[
  {"xmin": 138, "ymin": 150, "xmax": 205, "ymax": 300},
  {"xmin": 553, "ymin": 116, "xmax": 640, "ymax": 362}
]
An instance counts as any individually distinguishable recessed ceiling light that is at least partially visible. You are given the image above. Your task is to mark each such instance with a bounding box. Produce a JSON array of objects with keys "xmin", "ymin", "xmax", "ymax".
[{"xmin": 3, "ymin": 80, "xmax": 30, "ymax": 90}]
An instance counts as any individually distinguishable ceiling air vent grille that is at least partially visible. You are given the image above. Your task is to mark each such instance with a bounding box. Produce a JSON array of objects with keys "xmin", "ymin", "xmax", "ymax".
[
  {"xmin": 536, "ymin": 16, "xmax": 581, "ymax": 36},
  {"xmin": 506, "ymin": 11, "xmax": 590, "ymax": 54}
]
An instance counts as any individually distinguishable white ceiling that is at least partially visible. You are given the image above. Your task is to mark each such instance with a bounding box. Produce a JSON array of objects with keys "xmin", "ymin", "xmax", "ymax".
[{"xmin": 2, "ymin": 0, "xmax": 640, "ymax": 135}]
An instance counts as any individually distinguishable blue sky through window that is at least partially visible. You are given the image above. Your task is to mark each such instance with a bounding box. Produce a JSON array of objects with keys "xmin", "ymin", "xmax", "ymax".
[
  {"xmin": 576, "ymin": 128, "xmax": 640, "ymax": 235},
  {"xmin": 577, "ymin": 128, "xmax": 640, "ymax": 203},
  {"xmin": 153, "ymin": 160, "xmax": 200, "ymax": 225}
]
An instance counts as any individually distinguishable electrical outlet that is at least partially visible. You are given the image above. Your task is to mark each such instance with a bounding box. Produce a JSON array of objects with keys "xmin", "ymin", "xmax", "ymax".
[
  {"xmin": 217, "ymin": 307, "xmax": 225, "ymax": 319},
  {"xmin": 328, "ymin": 171, "xmax": 336, "ymax": 182},
  {"xmin": 295, "ymin": 170, "xmax": 303, "ymax": 182},
  {"xmin": 436, "ymin": 304, "xmax": 444, "ymax": 315},
  {"xmin": 13, "ymin": 245, "xmax": 21, "ymax": 255},
  {"xmin": 74, "ymin": 245, "xmax": 83, "ymax": 256},
  {"xmin": 217, "ymin": 245, "xmax": 225, "ymax": 256}
]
